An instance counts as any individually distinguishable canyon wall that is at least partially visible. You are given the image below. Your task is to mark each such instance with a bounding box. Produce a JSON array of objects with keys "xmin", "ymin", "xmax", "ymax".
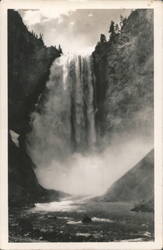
[
  {"xmin": 8, "ymin": 10, "xmax": 61, "ymax": 134},
  {"xmin": 101, "ymin": 149, "xmax": 154, "ymax": 202},
  {"xmin": 92, "ymin": 9, "xmax": 154, "ymax": 204},
  {"xmin": 8, "ymin": 10, "xmax": 62, "ymax": 206},
  {"xmin": 93, "ymin": 9, "xmax": 153, "ymax": 140}
]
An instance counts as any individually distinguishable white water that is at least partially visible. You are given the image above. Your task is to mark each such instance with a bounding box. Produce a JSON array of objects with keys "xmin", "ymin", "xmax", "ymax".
[
  {"xmin": 32, "ymin": 195, "xmax": 92, "ymax": 212},
  {"xmin": 31, "ymin": 196, "xmax": 114, "ymax": 225},
  {"xmin": 27, "ymin": 54, "xmax": 101, "ymax": 195},
  {"xmin": 28, "ymin": 54, "xmax": 96, "ymax": 156},
  {"xmin": 34, "ymin": 200, "xmax": 79, "ymax": 212},
  {"xmin": 27, "ymin": 54, "xmax": 153, "ymax": 196}
]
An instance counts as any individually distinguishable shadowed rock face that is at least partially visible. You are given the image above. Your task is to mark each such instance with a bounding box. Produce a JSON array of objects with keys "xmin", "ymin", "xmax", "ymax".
[
  {"xmin": 92, "ymin": 9, "xmax": 153, "ymax": 138},
  {"xmin": 101, "ymin": 149, "xmax": 154, "ymax": 202},
  {"xmin": 8, "ymin": 10, "xmax": 64, "ymax": 206},
  {"xmin": 9, "ymin": 133, "xmax": 68, "ymax": 207},
  {"xmin": 9, "ymin": 134, "xmax": 42, "ymax": 206},
  {"xmin": 8, "ymin": 10, "xmax": 61, "ymax": 134},
  {"xmin": 91, "ymin": 10, "xmax": 154, "ymax": 204},
  {"xmin": 8, "ymin": 135, "xmax": 66, "ymax": 206}
]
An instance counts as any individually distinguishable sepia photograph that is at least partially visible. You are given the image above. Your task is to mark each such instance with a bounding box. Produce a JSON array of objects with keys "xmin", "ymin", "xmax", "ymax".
[{"xmin": 0, "ymin": 0, "xmax": 163, "ymax": 249}]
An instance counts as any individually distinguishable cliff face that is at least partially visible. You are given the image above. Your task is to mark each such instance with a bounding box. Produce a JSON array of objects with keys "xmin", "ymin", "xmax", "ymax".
[
  {"xmin": 8, "ymin": 10, "xmax": 61, "ymax": 206},
  {"xmin": 93, "ymin": 9, "xmax": 153, "ymax": 138},
  {"xmin": 9, "ymin": 134, "xmax": 67, "ymax": 207},
  {"xmin": 9, "ymin": 134, "xmax": 43, "ymax": 206},
  {"xmin": 8, "ymin": 10, "xmax": 61, "ymax": 134},
  {"xmin": 101, "ymin": 149, "xmax": 154, "ymax": 202}
]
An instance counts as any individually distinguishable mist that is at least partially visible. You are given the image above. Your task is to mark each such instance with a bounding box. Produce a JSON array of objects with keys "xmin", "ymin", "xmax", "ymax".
[
  {"xmin": 34, "ymin": 136, "xmax": 152, "ymax": 196},
  {"xmin": 27, "ymin": 55, "xmax": 153, "ymax": 196}
]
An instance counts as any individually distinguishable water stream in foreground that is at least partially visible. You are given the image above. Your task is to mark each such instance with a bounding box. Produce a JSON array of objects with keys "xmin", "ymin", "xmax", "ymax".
[{"xmin": 9, "ymin": 196, "xmax": 154, "ymax": 242}]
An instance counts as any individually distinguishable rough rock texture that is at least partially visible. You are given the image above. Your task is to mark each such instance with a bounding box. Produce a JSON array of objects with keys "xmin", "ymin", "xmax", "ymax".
[
  {"xmin": 8, "ymin": 10, "xmax": 62, "ymax": 206},
  {"xmin": 93, "ymin": 9, "xmax": 153, "ymax": 138},
  {"xmin": 8, "ymin": 10, "xmax": 61, "ymax": 134},
  {"xmin": 92, "ymin": 10, "xmax": 154, "ymax": 206},
  {"xmin": 101, "ymin": 149, "xmax": 154, "ymax": 202},
  {"xmin": 131, "ymin": 199, "xmax": 154, "ymax": 212},
  {"xmin": 8, "ymin": 134, "xmax": 67, "ymax": 207}
]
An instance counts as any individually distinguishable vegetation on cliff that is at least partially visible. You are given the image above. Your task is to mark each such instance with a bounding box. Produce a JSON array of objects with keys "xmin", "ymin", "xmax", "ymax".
[
  {"xmin": 8, "ymin": 10, "xmax": 61, "ymax": 134},
  {"xmin": 8, "ymin": 10, "xmax": 62, "ymax": 206},
  {"xmin": 92, "ymin": 9, "xmax": 154, "ymax": 206},
  {"xmin": 93, "ymin": 9, "xmax": 153, "ymax": 138}
]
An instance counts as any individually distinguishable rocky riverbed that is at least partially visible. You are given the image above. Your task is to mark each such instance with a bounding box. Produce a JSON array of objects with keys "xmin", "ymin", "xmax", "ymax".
[{"xmin": 9, "ymin": 197, "xmax": 154, "ymax": 242}]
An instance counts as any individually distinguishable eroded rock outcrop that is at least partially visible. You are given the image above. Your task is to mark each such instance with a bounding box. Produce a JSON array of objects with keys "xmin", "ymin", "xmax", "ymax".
[
  {"xmin": 8, "ymin": 10, "xmax": 61, "ymax": 134},
  {"xmin": 92, "ymin": 9, "xmax": 154, "ymax": 206},
  {"xmin": 8, "ymin": 10, "xmax": 63, "ymax": 206},
  {"xmin": 93, "ymin": 9, "xmax": 153, "ymax": 138}
]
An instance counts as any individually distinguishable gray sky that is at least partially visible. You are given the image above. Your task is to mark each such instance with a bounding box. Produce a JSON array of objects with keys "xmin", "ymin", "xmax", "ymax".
[{"xmin": 19, "ymin": 8, "xmax": 131, "ymax": 54}]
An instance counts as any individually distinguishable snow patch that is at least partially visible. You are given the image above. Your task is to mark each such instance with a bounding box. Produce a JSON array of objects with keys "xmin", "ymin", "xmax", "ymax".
[{"xmin": 10, "ymin": 130, "xmax": 20, "ymax": 147}]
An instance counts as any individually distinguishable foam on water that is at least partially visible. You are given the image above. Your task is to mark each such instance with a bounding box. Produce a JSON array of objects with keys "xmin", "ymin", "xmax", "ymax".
[
  {"xmin": 32, "ymin": 196, "xmax": 91, "ymax": 212},
  {"xmin": 67, "ymin": 220, "xmax": 82, "ymax": 225},
  {"xmin": 34, "ymin": 200, "xmax": 78, "ymax": 212},
  {"xmin": 92, "ymin": 217, "xmax": 113, "ymax": 223}
]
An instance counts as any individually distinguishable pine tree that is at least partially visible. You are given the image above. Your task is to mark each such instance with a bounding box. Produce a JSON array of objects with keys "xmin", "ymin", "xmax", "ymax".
[
  {"xmin": 100, "ymin": 34, "xmax": 106, "ymax": 43},
  {"xmin": 109, "ymin": 21, "xmax": 115, "ymax": 34},
  {"xmin": 58, "ymin": 44, "xmax": 63, "ymax": 54},
  {"xmin": 40, "ymin": 33, "xmax": 43, "ymax": 41},
  {"xmin": 109, "ymin": 21, "xmax": 116, "ymax": 41},
  {"xmin": 115, "ymin": 23, "xmax": 120, "ymax": 34},
  {"xmin": 120, "ymin": 15, "xmax": 124, "ymax": 29},
  {"xmin": 120, "ymin": 15, "xmax": 127, "ymax": 30}
]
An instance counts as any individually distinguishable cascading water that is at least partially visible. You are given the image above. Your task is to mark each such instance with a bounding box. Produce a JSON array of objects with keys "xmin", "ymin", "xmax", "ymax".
[
  {"xmin": 28, "ymin": 54, "xmax": 96, "ymax": 157},
  {"xmin": 70, "ymin": 55, "xmax": 96, "ymax": 151},
  {"xmin": 27, "ymin": 54, "xmax": 100, "ymax": 194},
  {"xmin": 27, "ymin": 54, "xmax": 153, "ymax": 196}
]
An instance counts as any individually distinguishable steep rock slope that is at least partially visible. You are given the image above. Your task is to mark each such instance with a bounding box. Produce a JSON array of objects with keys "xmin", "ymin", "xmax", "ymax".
[
  {"xmin": 8, "ymin": 10, "xmax": 62, "ymax": 206},
  {"xmin": 8, "ymin": 10, "xmax": 61, "ymax": 134},
  {"xmin": 8, "ymin": 134, "xmax": 67, "ymax": 207},
  {"xmin": 101, "ymin": 149, "xmax": 154, "ymax": 202},
  {"xmin": 93, "ymin": 9, "xmax": 153, "ymax": 138}
]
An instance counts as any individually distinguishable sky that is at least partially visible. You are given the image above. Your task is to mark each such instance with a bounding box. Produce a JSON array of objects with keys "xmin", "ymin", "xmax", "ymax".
[{"xmin": 19, "ymin": 8, "xmax": 131, "ymax": 54}]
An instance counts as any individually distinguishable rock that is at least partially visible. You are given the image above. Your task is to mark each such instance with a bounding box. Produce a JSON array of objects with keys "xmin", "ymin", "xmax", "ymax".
[
  {"xmin": 100, "ymin": 150, "xmax": 154, "ymax": 203},
  {"xmin": 8, "ymin": 10, "xmax": 60, "ymax": 134},
  {"xmin": 18, "ymin": 218, "xmax": 33, "ymax": 234},
  {"xmin": 82, "ymin": 215, "xmax": 92, "ymax": 224},
  {"xmin": 92, "ymin": 9, "xmax": 153, "ymax": 138},
  {"xmin": 8, "ymin": 10, "xmax": 68, "ymax": 207},
  {"xmin": 33, "ymin": 229, "xmax": 42, "ymax": 238},
  {"xmin": 131, "ymin": 199, "xmax": 154, "ymax": 213}
]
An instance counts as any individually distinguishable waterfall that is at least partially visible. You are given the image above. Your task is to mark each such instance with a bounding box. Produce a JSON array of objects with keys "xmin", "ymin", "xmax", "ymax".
[
  {"xmin": 28, "ymin": 54, "xmax": 96, "ymax": 166},
  {"xmin": 27, "ymin": 54, "xmax": 153, "ymax": 196},
  {"xmin": 70, "ymin": 55, "xmax": 96, "ymax": 151}
]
